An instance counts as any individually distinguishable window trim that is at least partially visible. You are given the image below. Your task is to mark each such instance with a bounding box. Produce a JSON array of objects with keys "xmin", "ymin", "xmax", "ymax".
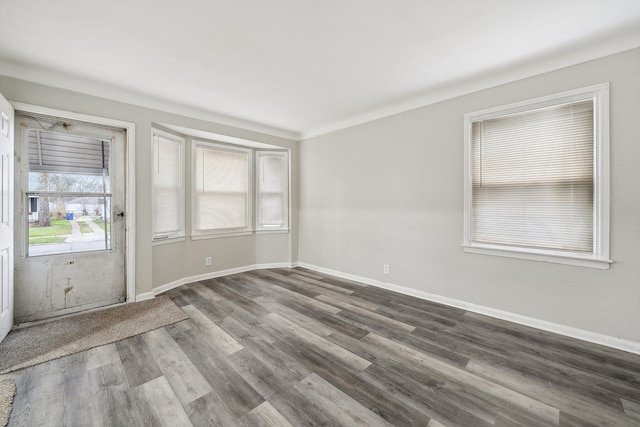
[
  {"xmin": 255, "ymin": 150, "xmax": 290, "ymax": 233},
  {"xmin": 191, "ymin": 140, "xmax": 253, "ymax": 239},
  {"xmin": 151, "ymin": 128, "xmax": 185, "ymax": 241},
  {"xmin": 462, "ymin": 83, "xmax": 611, "ymax": 269}
]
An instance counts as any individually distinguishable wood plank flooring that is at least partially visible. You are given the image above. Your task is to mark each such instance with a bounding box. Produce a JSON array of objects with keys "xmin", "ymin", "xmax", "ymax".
[{"xmin": 2, "ymin": 267, "xmax": 640, "ymax": 426}]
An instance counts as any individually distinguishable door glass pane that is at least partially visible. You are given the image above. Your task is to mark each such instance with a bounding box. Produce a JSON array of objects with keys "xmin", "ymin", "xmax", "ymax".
[
  {"xmin": 25, "ymin": 128, "xmax": 112, "ymax": 257},
  {"xmin": 28, "ymin": 195, "xmax": 111, "ymax": 256}
]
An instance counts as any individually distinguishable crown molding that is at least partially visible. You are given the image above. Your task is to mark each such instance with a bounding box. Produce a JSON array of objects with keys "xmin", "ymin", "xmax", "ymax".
[
  {"xmin": 0, "ymin": 58, "xmax": 301, "ymax": 141},
  {"xmin": 300, "ymin": 29, "xmax": 640, "ymax": 140}
]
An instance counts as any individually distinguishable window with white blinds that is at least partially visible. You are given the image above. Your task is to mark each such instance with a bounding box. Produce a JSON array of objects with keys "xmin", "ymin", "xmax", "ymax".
[
  {"xmin": 463, "ymin": 84, "xmax": 611, "ymax": 269},
  {"xmin": 151, "ymin": 130, "xmax": 184, "ymax": 240},
  {"xmin": 193, "ymin": 142, "xmax": 251, "ymax": 235},
  {"xmin": 256, "ymin": 151, "xmax": 289, "ymax": 231}
]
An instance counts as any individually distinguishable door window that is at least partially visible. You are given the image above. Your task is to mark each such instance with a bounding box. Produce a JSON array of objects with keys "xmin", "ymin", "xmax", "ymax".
[{"xmin": 25, "ymin": 128, "xmax": 113, "ymax": 256}]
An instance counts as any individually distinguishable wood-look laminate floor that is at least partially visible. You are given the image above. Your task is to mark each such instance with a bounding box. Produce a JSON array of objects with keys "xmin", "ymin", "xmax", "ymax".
[{"xmin": 3, "ymin": 267, "xmax": 640, "ymax": 426}]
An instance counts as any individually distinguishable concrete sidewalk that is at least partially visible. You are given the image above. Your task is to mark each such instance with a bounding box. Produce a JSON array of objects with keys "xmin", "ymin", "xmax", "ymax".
[
  {"xmin": 65, "ymin": 217, "xmax": 105, "ymax": 243},
  {"xmin": 29, "ymin": 216, "xmax": 109, "ymax": 256}
]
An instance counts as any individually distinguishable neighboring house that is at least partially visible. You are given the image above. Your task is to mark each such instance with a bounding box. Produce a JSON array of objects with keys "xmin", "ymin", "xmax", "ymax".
[
  {"xmin": 27, "ymin": 196, "xmax": 105, "ymax": 222},
  {"xmin": 27, "ymin": 196, "xmax": 38, "ymax": 222},
  {"xmin": 64, "ymin": 197, "xmax": 105, "ymax": 218}
]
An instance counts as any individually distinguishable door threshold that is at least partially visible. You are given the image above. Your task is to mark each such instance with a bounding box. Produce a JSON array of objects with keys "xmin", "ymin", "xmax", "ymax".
[{"xmin": 13, "ymin": 297, "xmax": 127, "ymax": 330}]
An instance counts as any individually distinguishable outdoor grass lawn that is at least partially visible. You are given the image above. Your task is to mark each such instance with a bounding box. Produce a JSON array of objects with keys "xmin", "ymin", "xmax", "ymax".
[
  {"xmin": 76, "ymin": 221, "xmax": 93, "ymax": 234},
  {"xmin": 29, "ymin": 219, "xmax": 72, "ymax": 245},
  {"xmin": 94, "ymin": 219, "xmax": 111, "ymax": 232},
  {"xmin": 29, "ymin": 219, "xmax": 71, "ymax": 237},
  {"xmin": 29, "ymin": 236, "xmax": 67, "ymax": 245}
]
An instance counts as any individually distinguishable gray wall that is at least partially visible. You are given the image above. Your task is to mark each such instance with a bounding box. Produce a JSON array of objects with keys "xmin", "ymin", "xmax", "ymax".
[
  {"xmin": 299, "ymin": 48, "xmax": 640, "ymax": 343},
  {"xmin": 0, "ymin": 76, "xmax": 298, "ymax": 297}
]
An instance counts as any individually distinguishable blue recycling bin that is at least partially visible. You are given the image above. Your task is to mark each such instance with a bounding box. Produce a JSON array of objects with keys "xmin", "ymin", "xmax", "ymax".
[{"xmin": 66, "ymin": 212, "xmax": 74, "ymax": 220}]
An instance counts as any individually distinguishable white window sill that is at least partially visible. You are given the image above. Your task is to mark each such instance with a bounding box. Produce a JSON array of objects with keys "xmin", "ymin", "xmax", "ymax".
[
  {"xmin": 191, "ymin": 230, "xmax": 253, "ymax": 240},
  {"xmin": 255, "ymin": 229, "xmax": 290, "ymax": 235},
  {"xmin": 463, "ymin": 244, "xmax": 612, "ymax": 270},
  {"xmin": 152, "ymin": 236, "xmax": 186, "ymax": 246}
]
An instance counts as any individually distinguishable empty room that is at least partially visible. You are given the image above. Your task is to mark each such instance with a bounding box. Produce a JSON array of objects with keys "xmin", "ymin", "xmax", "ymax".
[{"xmin": 0, "ymin": 0, "xmax": 639, "ymax": 426}]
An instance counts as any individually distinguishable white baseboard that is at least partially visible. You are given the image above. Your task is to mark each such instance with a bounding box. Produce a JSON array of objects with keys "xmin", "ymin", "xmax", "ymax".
[
  {"xmin": 255, "ymin": 262, "xmax": 294, "ymax": 270},
  {"xmin": 135, "ymin": 292, "xmax": 155, "ymax": 302},
  {"xmin": 297, "ymin": 262, "xmax": 640, "ymax": 356},
  {"xmin": 152, "ymin": 262, "xmax": 295, "ymax": 296}
]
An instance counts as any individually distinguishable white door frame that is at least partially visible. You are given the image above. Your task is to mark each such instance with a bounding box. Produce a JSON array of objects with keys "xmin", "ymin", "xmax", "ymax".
[
  {"xmin": 11, "ymin": 102, "xmax": 136, "ymax": 303},
  {"xmin": 0, "ymin": 93, "xmax": 14, "ymax": 343}
]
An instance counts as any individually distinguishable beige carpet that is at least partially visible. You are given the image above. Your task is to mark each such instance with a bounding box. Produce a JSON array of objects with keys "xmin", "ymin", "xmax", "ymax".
[
  {"xmin": 0, "ymin": 379, "xmax": 15, "ymax": 427},
  {"xmin": 0, "ymin": 296, "xmax": 188, "ymax": 374}
]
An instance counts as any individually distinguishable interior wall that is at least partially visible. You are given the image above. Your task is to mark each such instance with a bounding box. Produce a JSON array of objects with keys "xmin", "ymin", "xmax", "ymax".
[
  {"xmin": 0, "ymin": 76, "xmax": 298, "ymax": 299},
  {"xmin": 299, "ymin": 48, "xmax": 640, "ymax": 343}
]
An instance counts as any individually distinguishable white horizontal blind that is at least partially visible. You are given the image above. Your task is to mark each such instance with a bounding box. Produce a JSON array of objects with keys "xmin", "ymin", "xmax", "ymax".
[
  {"xmin": 195, "ymin": 146, "xmax": 249, "ymax": 231},
  {"xmin": 471, "ymin": 99, "xmax": 594, "ymax": 252},
  {"xmin": 152, "ymin": 134, "xmax": 183, "ymax": 238},
  {"xmin": 257, "ymin": 152, "xmax": 288, "ymax": 229}
]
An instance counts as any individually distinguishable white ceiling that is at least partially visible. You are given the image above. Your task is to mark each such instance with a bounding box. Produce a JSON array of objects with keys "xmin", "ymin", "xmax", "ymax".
[{"xmin": 1, "ymin": 0, "xmax": 639, "ymax": 140}]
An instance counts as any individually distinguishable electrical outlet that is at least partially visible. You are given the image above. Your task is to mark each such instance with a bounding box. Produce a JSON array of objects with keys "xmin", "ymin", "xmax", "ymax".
[
  {"xmin": 383, "ymin": 264, "xmax": 390, "ymax": 275},
  {"xmin": 205, "ymin": 256, "xmax": 212, "ymax": 266}
]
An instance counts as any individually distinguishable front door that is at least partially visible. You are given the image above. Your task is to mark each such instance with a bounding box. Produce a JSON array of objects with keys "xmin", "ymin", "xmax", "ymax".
[
  {"xmin": 0, "ymin": 93, "xmax": 14, "ymax": 342},
  {"xmin": 14, "ymin": 111, "xmax": 126, "ymax": 323}
]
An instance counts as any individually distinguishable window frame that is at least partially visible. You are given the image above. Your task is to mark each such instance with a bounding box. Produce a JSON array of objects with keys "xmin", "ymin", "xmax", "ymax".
[
  {"xmin": 255, "ymin": 150, "xmax": 290, "ymax": 233},
  {"xmin": 151, "ymin": 128, "xmax": 185, "ymax": 243},
  {"xmin": 191, "ymin": 140, "xmax": 253, "ymax": 239},
  {"xmin": 462, "ymin": 83, "xmax": 611, "ymax": 269}
]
